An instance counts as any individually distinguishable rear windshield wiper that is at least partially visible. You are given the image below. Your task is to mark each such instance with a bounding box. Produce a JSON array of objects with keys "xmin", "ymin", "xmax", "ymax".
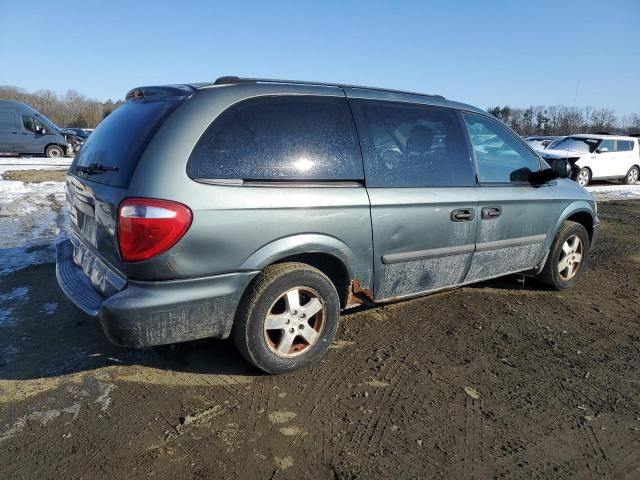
[{"xmin": 76, "ymin": 163, "xmax": 119, "ymax": 175}]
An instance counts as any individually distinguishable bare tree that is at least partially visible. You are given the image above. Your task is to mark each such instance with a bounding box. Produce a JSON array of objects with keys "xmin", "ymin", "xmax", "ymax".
[
  {"xmin": 589, "ymin": 108, "xmax": 616, "ymax": 132},
  {"xmin": 0, "ymin": 85, "xmax": 118, "ymax": 128},
  {"xmin": 486, "ymin": 103, "xmax": 636, "ymax": 136}
]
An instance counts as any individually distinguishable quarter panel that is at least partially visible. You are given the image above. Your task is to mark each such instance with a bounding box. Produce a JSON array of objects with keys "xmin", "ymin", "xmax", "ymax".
[{"xmin": 122, "ymin": 184, "xmax": 374, "ymax": 290}]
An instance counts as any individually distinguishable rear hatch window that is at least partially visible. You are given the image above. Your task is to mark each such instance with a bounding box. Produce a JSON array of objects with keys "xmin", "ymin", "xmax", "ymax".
[{"xmin": 71, "ymin": 95, "xmax": 183, "ymax": 188}]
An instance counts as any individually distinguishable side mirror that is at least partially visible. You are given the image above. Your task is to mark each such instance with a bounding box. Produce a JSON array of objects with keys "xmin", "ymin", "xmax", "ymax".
[
  {"xmin": 552, "ymin": 159, "xmax": 572, "ymax": 178},
  {"xmin": 596, "ymin": 147, "xmax": 608, "ymax": 153}
]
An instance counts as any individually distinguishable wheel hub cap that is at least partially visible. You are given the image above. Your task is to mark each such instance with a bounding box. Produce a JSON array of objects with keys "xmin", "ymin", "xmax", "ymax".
[
  {"xmin": 264, "ymin": 287, "xmax": 325, "ymax": 358},
  {"xmin": 558, "ymin": 235, "xmax": 584, "ymax": 280},
  {"xmin": 578, "ymin": 171, "xmax": 589, "ymax": 185}
]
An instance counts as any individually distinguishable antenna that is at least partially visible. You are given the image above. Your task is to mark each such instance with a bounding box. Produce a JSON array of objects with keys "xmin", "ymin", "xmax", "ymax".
[{"xmin": 573, "ymin": 80, "xmax": 580, "ymax": 107}]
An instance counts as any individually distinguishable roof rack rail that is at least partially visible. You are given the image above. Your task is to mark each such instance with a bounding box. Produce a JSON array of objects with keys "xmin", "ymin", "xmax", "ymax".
[{"xmin": 213, "ymin": 76, "xmax": 445, "ymax": 99}]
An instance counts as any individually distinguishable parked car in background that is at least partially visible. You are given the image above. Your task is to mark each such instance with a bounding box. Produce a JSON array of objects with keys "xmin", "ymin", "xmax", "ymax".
[
  {"xmin": 62, "ymin": 127, "xmax": 90, "ymax": 140},
  {"xmin": 541, "ymin": 134, "xmax": 640, "ymax": 186},
  {"xmin": 59, "ymin": 128, "xmax": 89, "ymax": 154},
  {"xmin": 525, "ymin": 135, "xmax": 562, "ymax": 151},
  {"xmin": 545, "ymin": 136, "xmax": 567, "ymax": 150},
  {"xmin": 0, "ymin": 100, "xmax": 70, "ymax": 157},
  {"xmin": 57, "ymin": 77, "xmax": 598, "ymax": 374}
]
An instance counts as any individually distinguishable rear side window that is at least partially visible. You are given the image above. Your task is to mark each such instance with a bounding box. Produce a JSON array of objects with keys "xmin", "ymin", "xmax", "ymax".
[
  {"xmin": 187, "ymin": 95, "xmax": 363, "ymax": 181},
  {"xmin": 351, "ymin": 100, "xmax": 474, "ymax": 187},
  {"xmin": 462, "ymin": 113, "xmax": 540, "ymax": 183},
  {"xmin": 73, "ymin": 100, "xmax": 180, "ymax": 188},
  {"xmin": 598, "ymin": 139, "xmax": 615, "ymax": 152},
  {"xmin": 617, "ymin": 140, "xmax": 634, "ymax": 152}
]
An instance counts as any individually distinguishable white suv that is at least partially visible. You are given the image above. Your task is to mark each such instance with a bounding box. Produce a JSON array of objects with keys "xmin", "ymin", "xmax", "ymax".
[{"xmin": 541, "ymin": 134, "xmax": 640, "ymax": 186}]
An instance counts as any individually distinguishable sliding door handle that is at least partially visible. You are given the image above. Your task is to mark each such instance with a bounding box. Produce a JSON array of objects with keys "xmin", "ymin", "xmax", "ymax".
[
  {"xmin": 481, "ymin": 206, "xmax": 502, "ymax": 219},
  {"xmin": 451, "ymin": 208, "xmax": 475, "ymax": 222}
]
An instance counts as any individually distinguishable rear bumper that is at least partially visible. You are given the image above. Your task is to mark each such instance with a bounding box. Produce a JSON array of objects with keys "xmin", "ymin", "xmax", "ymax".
[{"xmin": 56, "ymin": 239, "xmax": 257, "ymax": 347}]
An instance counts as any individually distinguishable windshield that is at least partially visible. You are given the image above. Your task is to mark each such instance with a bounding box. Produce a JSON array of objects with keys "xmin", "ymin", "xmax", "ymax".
[
  {"xmin": 34, "ymin": 112, "xmax": 60, "ymax": 131},
  {"xmin": 549, "ymin": 137, "xmax": 600, "ymax": 153},
  {"xmin": 546, "ymin": 137, "xmax": 564, "ymax": 149}
]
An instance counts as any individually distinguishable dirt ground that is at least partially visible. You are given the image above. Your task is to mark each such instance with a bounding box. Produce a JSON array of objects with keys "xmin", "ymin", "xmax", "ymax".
[
  {"xmin": 0, "ymin": 201, "xmax": 639, "ymax": 479},
  {"xmin": 2, "ymin": 169, "xmax": 68, "ymax": 183}
]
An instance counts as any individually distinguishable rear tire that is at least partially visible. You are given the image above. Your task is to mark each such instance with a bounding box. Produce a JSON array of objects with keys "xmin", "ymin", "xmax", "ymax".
[
  {"xmin": 575, "ymin": 167, "xmax": 591, "ymax": 187},
  {"xmin": 623, "ymin": 166, "xmax": 639, "ymax": 185},
  {"xmin": 232, "ymin": 262, "xmax": 340, "ymax": 374},
  {"xmin": 537, "ymin": 221, "xmax": 589, "ymax": 290},
  {"xmin": 45, "ymin": 145, "xmax": 64, "ymax": 158}
]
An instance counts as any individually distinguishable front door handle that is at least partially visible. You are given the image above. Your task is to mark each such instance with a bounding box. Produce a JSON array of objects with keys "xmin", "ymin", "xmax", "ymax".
[
  {"xmin": 481, "ymin": 206, "xmax": 502, "ymax": 219},
  {"xmin": 451, "ymin": 208, "xmax": 475, "ymax": 222}
]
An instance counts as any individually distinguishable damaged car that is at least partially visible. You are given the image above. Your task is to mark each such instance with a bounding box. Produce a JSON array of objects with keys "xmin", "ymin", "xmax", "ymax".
[
  {"xmin": 541, "ymin": 134, "xmax": 640, "ymax": 186},
  {"xmin": 57, "ymin": 77, "xmax": 599, "ymax": 373}
]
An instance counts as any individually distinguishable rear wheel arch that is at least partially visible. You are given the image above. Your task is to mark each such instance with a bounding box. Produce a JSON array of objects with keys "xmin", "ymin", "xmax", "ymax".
[
  {"xmin": 624, "ymin": 165, "xmax": 639, "ymax": 184},
  {"xmin": 238, "ymin": 234, "xmax": 360, "ymax": 307},
  {"xmin": 272, "ymin": 252, "xmax": 350, "ymax": 308}
]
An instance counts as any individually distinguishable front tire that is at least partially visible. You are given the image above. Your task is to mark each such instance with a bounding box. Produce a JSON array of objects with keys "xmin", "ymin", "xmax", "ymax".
[
  {"xmin": 575, "ymin": 167, "xmax": 591, "ymax": 187},
  {"xmin": 45, "ymin": 145, "xmax": 64, "ymax": 158},
  {"xmin": 232, "ymin": 262, "xmax": 341, "ymax": 374},
  {"xmin": 537, "ymin": 221, "xmax": 589, "ymax": 290},
  {"xmin": 623, "ymin": 166, "xmax": 639, "ymax": 185}
]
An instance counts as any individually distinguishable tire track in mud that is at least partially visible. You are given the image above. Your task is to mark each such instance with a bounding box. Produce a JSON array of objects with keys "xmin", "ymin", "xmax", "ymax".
[
  {"xmin": 2, "ymin": 200, "xmax": 639, "ymax": 479},
  {"xmin": 459, "ymin": 394, "xmax": 487, "ymax": 479}
]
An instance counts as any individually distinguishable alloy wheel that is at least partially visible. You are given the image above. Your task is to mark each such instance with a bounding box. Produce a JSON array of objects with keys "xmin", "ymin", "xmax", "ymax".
[
  {"xmin": 263, "ymin": 287, "xmax": 325, "ymax": 358},
  {"xmin": 558, "ymin": 235, "xmax": 584, "ymax": 280},
  {"xmin": 577, "ymin": 170, "xmax": 589, "ymax": 186}
]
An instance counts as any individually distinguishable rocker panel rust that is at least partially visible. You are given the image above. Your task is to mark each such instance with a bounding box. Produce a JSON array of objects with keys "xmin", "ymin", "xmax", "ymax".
[{"xmin": 346, "ymin": 279, "xmax": 374, "ymax": 308}]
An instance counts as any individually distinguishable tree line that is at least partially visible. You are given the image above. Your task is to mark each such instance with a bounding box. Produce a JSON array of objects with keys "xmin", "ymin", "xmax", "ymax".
[
  {"xmin": 0, "ymin": 85, "xmax": 123, "ymax": 129},
  {"xmin": 2, "ymin": 84, "xmax": 640, "ymax": 136},
  {"xmin": 487, "ymin": 105, "xmax": 640, "ymax": 137}
]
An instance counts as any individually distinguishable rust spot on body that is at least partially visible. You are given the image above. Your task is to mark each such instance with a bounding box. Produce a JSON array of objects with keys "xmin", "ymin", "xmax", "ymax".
[{"xmin": 346, "ymin": 279, "xmax": 374, "ymax": 308}]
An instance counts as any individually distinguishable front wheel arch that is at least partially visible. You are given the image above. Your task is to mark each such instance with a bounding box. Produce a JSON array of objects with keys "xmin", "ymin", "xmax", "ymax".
[
  {"xmin": 574, "ymin": 166, "xmax": 592, "ymax": 186},
  {"xmin": 537, "ymin": 220, "xmax": 590, "ymax": 290}
]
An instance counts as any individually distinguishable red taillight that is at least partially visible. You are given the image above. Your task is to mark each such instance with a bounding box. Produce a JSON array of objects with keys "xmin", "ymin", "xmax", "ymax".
[{"xmin": 118, "ymin": 198, "xmax": 192, "ymax": 262}]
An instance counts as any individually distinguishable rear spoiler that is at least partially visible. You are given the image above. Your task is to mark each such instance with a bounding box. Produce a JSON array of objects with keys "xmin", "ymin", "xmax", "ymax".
[{"xmin": 125, "ymin": 85, "xmax": 195, "ymax": 102}]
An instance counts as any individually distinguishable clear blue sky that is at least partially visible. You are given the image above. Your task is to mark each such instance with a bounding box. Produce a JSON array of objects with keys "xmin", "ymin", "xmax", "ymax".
[{"xmin": 1, "ymin": 0, "xmax": 638, "ymax": 115}]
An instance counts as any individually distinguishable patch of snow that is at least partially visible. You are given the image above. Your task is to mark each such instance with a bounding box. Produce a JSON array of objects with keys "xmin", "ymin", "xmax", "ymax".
[
  {"xmin": 0, "ymin": 403, "xmax": 81, "ymax": 443},
  {"xmin": 0, "ymin": 286, "xmax": 30, "ymax": 327},
  {"xmin": 0, "ymin": 177, "xmax": 66, "ymax": 217},
  {"xmin": 94, "ymin": 381, "xmax": 115, "ymax": 412},
  {"xmin": 42, "ymin": 303, "xmax": 58, "ymax": 315},
  {"xmin": 586, "ymin": 184, "xmax": 640, "ymax": 201},
  {"xmin": 0, "ymin": 156, "xmax": 73, "ymax": 167},
  {"xmin": 0, "ymin": 158, "xmax": 71, "ymax": 276}
]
